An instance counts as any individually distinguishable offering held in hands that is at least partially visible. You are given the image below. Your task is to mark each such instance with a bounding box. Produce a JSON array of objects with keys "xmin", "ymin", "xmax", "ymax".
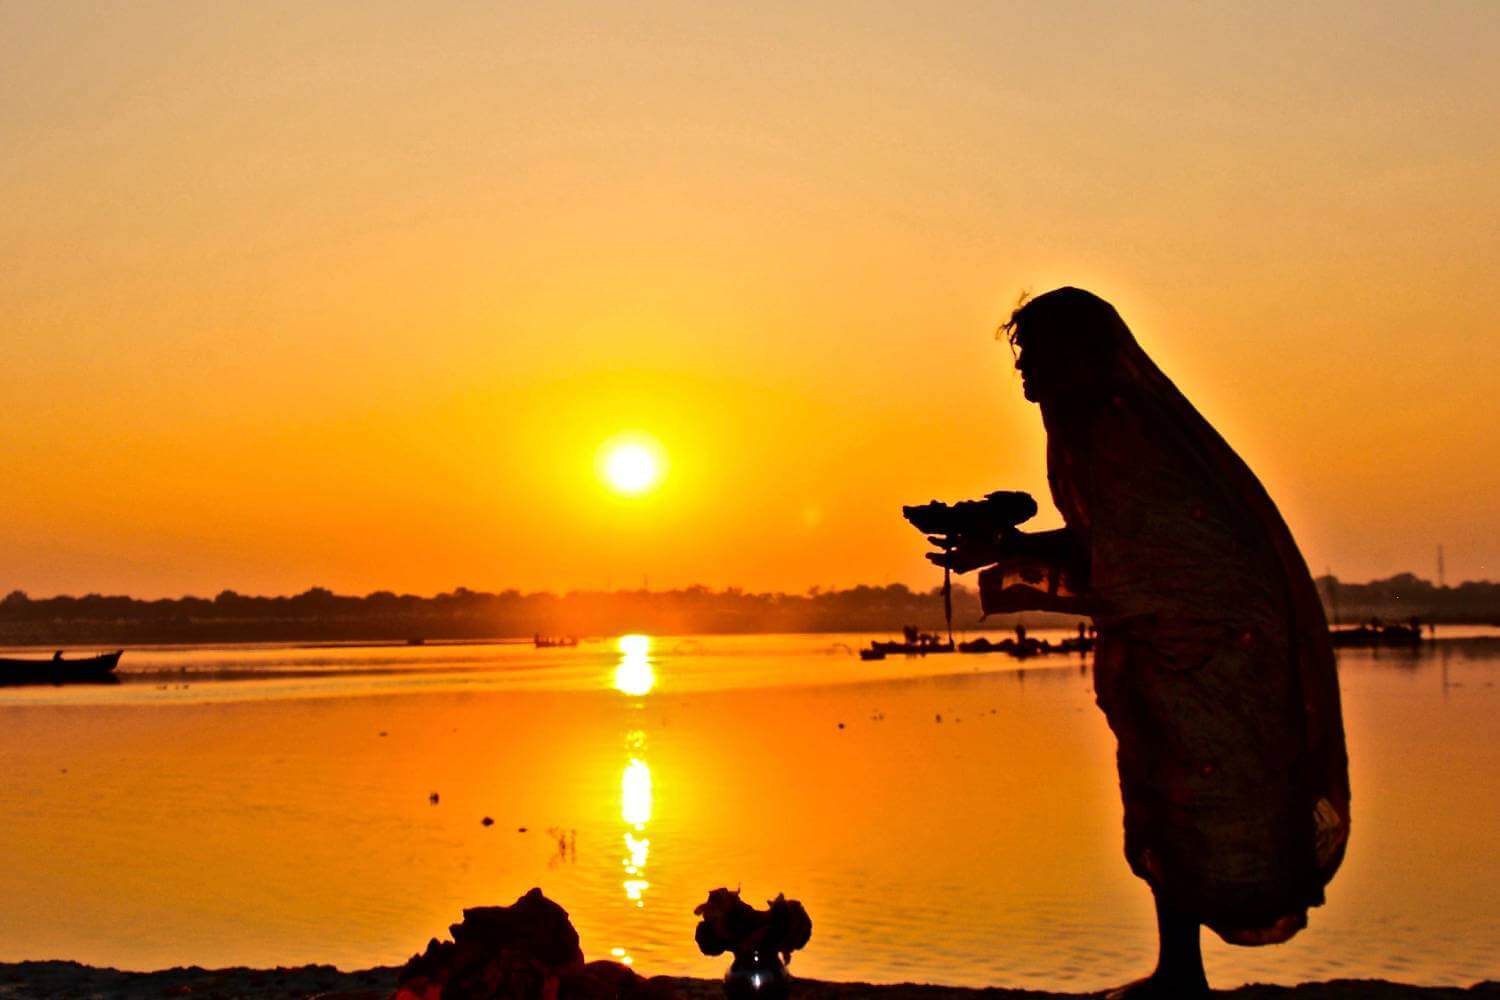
[{"xmin": 902, "ymin": 490, "xmax": 1038, "ymax": 545}]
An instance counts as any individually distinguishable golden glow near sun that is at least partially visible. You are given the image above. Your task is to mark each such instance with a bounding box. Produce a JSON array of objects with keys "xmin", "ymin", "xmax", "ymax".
[{"xmin": 600, "ymin": 436, "xmax": 664, "ymax": 496}]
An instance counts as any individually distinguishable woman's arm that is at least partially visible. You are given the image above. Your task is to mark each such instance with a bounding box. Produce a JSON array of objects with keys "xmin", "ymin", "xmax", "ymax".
[
  {"xmin": 928, "ymin": 528, "xmax": 1092, "ymax": 616},
  {"xmin": 924, "ymin": 527, "xmax": 1082, "ymax": 572},
  {"xmin": 977, "ymin": 555, "xmax": 1092, "ymax": 615}
]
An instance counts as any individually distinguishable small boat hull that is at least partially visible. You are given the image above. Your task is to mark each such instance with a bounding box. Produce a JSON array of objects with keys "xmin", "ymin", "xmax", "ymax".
[
  {"xmin": 0, "ymin": 651, "xmax": 123, "ymax": 686},
  {"xmin": 869, "ymin": 640, "xmax": 955, "ymax": 656},
  {"xmin": 1330, "ymin": 626, "xmax": 1423, "ymax": 648}
]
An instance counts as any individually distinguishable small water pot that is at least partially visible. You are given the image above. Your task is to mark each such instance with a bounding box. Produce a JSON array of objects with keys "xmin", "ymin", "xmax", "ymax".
[{"xmin": 723, "ymin": 949, "xmax": 790, "ymax": 1000}]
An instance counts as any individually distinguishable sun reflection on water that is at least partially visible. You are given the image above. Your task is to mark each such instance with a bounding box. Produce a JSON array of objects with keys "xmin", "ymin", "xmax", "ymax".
[
  {"xmin": 622, "ymin": 757, "xmax": 653, "ymax": 828},
  {"xmin": 615, "ymin": 636, "xmax": 657, "ymax": 955},
  {"xmin": 613, "ymin": 634, "xmax": 656, "ymax": 696},
  {"xmin": 620, "ymin": 749, "xmax": 653, "ymax": 908}
]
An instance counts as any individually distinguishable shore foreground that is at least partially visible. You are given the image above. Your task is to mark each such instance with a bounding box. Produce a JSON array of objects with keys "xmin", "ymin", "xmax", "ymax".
[{"xmin": 2, "ymin": 962, "xmax": 1497, "ymax": 1000}]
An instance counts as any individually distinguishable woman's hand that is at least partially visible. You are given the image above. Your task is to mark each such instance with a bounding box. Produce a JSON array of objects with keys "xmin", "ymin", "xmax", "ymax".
[
  {"xmin": 924, "ymin": 531, "xmax": 1024, "ymax": 574},
  {"xmin": 963, "ymin": 528, "xmax": 1092, "ymax": 615},
  {"xmin": 926, "ymin": 527, "xmax": 1085, "ymax": 574}
]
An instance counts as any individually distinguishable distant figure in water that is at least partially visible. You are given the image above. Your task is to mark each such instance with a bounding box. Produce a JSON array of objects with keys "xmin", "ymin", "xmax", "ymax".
[{"xmin": 933, "ymin": 288, "xmax": 1350, "ymax": 997}]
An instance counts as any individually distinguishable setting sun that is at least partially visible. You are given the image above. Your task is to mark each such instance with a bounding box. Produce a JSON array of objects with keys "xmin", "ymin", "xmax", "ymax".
[{"xmin": 600, "ymin": 437, "xmax": 664, "ymax": 496}]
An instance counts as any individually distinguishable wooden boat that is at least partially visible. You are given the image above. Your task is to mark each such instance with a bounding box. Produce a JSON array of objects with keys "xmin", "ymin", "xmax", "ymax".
[
  {"xmin": 534, "ymin": 635, "xmax": 579, "ymax": 648},
  {"xmin": 868, "ymin": 639, "xmax": 955, "ymax": 656},
  {"xmin": 863, "ymin": 624, "xmax": 1095, "ymax": 663},
  {"xmin": 967, "ymin": 636, "xmax": 1048, "ymax": 658},
  {"xmin": 0, "ymin": 650, "xmax": 123, "ymax": 686},
  {"xmin": 957, "ymin": 636, "xmax": 1015, "ymax": 655},
  {"xmin": 1329, "ymin": 623, "xmax": 1423, "ymax": 648},
  {"xmin": 862, "ymin": 625, "xmax": 956, "ymax": 659}
]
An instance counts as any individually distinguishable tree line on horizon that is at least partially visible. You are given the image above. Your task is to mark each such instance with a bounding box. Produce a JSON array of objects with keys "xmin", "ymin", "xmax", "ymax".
[
  {"xmin": 0, "ymin": 572, "xmax": 1495, "ymax": 646},
  {"xmin": 0, "ymin": 583, "xmax": 998, "ymax": 645}
]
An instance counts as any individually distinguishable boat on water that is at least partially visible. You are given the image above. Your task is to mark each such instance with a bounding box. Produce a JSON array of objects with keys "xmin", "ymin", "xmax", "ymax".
[
  {"xmin": 866, "ymin": 638, "xmax": 956, "ymax": 658},
  {"xmin": 959, "ymin": 635, "xmax": 1044, "ymax": 657},
  {"xmin": 859, "ymin": 626, "xmax": 956, "ymax": 660},
  {"xmin": 862, "ymin": 624, "xmax": 1096, "ymax": 662},
  {"xmin": 957, "ymin": 634, "xmax": 1096, "ymax": 657},
  {"xmin": 1330, "ymin": 619, "xmax": 1425, "ymax": 648},
  {"xmin": 0, "ymin": 650, "xmax": 123, "ymax": 686},
  {"xmin": 533, "ymin": 635, "xmax": 579, "ymax": 648}
]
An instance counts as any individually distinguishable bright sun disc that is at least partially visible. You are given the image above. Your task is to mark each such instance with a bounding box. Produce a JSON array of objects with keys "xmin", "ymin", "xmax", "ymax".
[{"xmin": 602, "ymin": 440, "xmax": 662, "ymax": 495}]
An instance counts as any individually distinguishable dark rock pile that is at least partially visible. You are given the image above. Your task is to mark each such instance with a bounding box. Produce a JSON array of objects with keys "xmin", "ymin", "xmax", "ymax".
[{"xmin": 395, "ymin": 888, "xmax": 677, "ymax": 1000}]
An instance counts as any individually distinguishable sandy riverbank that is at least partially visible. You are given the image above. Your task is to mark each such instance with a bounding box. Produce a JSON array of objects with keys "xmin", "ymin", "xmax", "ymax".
[{"xmin": 1, "ymin": 962, "xmax": 1496, "ymax": 999}]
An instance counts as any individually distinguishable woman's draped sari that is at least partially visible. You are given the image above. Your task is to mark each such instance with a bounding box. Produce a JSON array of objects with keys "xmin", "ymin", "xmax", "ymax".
[{"xmin": 979, "ymin": 288, "xmax": 1350, "ymax": 944}]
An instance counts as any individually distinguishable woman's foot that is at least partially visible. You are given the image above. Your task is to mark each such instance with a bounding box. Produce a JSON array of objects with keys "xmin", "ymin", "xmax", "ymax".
[
  {"xmin": 1101, "ymin": 969, "xmax": 1210, "ymax": 998},
  {"xmin": 1102, "ymin": 892, "xmax": 1210, "ymax": 997}
]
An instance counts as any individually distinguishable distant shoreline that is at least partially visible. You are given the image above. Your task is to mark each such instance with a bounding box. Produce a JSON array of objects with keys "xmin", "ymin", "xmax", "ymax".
[
  {"xmin": 0, "ymin": 620, "xmax": 1092, "ymax": 650},
  {"xmin": 3, "ymin": 573, "xmax": 1496, "ymax": 649},
  {"xmin": 4, "ymin": 622, "xmax": 1500, "ymax": 652},
  {"xmin": 6, "ymin": 624, "xmax": 1500, "ymax": 654},
  {"xmin": 0, "ymin": 960, "xmax": 1494, "ymax": 999}
]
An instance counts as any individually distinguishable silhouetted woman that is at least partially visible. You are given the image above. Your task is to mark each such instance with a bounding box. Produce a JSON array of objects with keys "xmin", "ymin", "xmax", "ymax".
[{"xmin": 937, "ymin": 288, "xmax": 1350, "ymax": 997}]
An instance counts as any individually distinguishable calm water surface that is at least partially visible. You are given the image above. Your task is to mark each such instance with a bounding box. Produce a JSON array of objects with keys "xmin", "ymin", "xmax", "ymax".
[{"xmin": 1, "ymin": 632, "xmax": 1497, "ymax": 990}]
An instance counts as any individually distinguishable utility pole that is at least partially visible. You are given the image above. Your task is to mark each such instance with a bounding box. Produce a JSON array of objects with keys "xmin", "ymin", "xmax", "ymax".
[{"xmin": 1437, "ymin": 545, "xmax": 1446, "ymax": 589}]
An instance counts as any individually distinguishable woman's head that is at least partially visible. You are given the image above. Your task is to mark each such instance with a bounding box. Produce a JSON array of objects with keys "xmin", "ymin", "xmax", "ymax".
[{"xmin": 1002, "ymin": 287, "xmax": 1133, "ymax": 404}]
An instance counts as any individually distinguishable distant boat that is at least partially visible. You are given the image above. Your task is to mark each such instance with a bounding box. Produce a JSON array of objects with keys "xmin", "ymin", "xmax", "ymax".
[
  {"xmin": 862, "ymin": 629, "xmax": 1095, "ymax": 662},
  {"xmin": 868, "ymin": 639, "xmax": 956, "ymax": 657},
  {"xmin": 0, "ymin": 650, "xmax": 122, "ymax": 686},
  {"xmin": 957, "ymin": 635, "xmax": 1095, "ymax": 657},
  {"xmin": 1330, "ymin": 621, "xmax": 1424, "ymax": 648},
  {"xmin": 859, "ymin": 625, "xmax": 957, "ymax": 659},
  {"xmin": 533, "ymin": 635, "xmax": 578, "ymax": 648}
]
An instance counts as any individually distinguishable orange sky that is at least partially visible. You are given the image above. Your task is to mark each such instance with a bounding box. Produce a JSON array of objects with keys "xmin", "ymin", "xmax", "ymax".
[{"xmin": 4, "ymin": 2, "xmax": 1497, "ymax": 598}]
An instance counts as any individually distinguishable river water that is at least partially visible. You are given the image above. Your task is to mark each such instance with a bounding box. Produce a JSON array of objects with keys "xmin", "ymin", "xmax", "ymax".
[{"xmin": 1, "ymin": 632, "xmax": 1496, "ymax": 990}]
